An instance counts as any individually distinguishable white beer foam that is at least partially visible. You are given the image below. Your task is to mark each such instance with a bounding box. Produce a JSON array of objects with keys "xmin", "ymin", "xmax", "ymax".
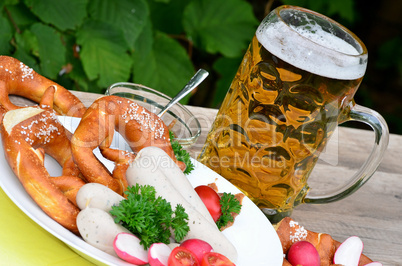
[{"xmin": 256, "ymin": 14, "xmax": 367, "ymax": 80}]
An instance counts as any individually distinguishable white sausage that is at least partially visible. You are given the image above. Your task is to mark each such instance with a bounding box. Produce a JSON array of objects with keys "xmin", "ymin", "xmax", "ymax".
[
  {"xmin": 76, "ymin": 183, "xmax": 124, "ymax": 211},
  {"xmin": 135, "ymin": 146, "xmax": 215, "ymax": 225},
  {"xmin": 77, "ymin": 207, "xmax": 130, "ymax": 256},
  {"xmin": 126, "ymin": 148, "xmax": 238, "ymax": 262}
]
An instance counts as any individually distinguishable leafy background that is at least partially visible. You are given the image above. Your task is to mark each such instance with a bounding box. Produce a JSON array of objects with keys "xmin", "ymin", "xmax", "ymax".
[{"xmin": 1, "ymin": 0, "xmax": 401, "ymax": 133}]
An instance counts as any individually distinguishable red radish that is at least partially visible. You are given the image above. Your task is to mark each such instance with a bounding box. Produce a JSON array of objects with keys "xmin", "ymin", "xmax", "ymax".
[
  {"xmin": 113, "ymin": 232, "xmax": 148, "ymax": 265},
  {"xmin": 148, "ymin": 243, "xmax": 171, "ymax": 266},
  {"xmin": 287, "ymin": 241, "xmax": 320, "ymax": 266},
  {"xmin": 334, "ymin": 236, "xmax": 363, "ymax": 266},
  {"xmin": 364, "ymin": 262, "xmax": 383, "ymax": 266},
  {"xmin": 180, "ymin": 238, "xmax": 214, "ymax": 263}
]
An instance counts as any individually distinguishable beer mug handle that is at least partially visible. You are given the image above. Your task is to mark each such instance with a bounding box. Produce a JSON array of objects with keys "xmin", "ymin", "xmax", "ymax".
[{"xmin": 304, "ymin": 104, "xmax": 389, "ymax": 204}]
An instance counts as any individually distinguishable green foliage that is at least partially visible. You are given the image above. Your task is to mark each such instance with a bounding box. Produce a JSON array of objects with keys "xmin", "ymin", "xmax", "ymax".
[
  {"xmin": 376, "ymin": 37, "xmax": 402, "ymax": 76},
  {"xmin": 281, "ymin": 0, "xmax": 356, "ymax": 25},
  {"xmin": 216, "ymin": 192, "xmax": 242, "ymax": 230},
  {"xmin": 1, "ymin": 0, "xmax": 258, "ymax": 102},
  {"xmin": 2, "ymin": 0, "xmax": 399, "ymax": 136},
  {"xmin": 169, "ymin": 130, "xmax": 195, "ymax": 174},
  {"xmin": 212, "ymin": 56, "xmax": 242, "ymax": 106},
  {"xmin": 183, "ymin": 0, "xmax": 258, "ymax": 57},
  {"xmin": 25, "ymin": 0, "xmax": 88, "ymax": 31}
]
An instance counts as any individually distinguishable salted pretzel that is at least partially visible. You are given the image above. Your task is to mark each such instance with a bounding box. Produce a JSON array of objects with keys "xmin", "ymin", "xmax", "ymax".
[
  {"xmin": 0, "ymin": 87, "xmax": 86, "ymax": 234},
  {"xmin": 0, "ymin": 55, "xmax": 86, "ymax": 117},
  {"xmin": 275, "ymin": 217, "xmax": 373, "ymax": 266},
  {"xmin": 71, "ymin": 95, "xmax": 186, "ymax": 195}
]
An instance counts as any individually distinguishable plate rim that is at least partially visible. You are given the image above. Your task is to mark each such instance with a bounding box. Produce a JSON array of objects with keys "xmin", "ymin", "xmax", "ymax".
[{"xmin": 0, "ymin": 115, "xmax": 283, "ymax": 266}]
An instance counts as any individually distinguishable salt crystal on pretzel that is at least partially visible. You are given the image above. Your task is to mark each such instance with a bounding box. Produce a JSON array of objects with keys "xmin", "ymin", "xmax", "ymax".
[
  {"xmin": 0, "ymin": 87, "xmax": 85, "ymax": 233},
  {"xmin": 0, "ymin": 56, "xmax": 86, "ymax": 117},
  {"xmin": 71, "ymin": 95, "xmax": 185, "ymax": 196}
]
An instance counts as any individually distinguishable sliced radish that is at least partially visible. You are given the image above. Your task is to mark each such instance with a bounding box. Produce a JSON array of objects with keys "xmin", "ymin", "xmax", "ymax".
[
  {"xmin": 334, "ymin": 236, "xmax": 364, "ymax": 266},
  {"xmin": 148, "ymin": 242, "xmax": 172, "ymax": 266},
  {"xmin": 364, "ymin": 262, "xmax": 383, "ymax": 266},
  {"xmin": 287, "ymin": 241, "xmax": 320, "ymax": 266},
  {"xmin": 113, "ymin": 232, "xmax": 148, "ymax": 265},
  {"xmin": 180, "ymin": 238, "xmax": 214, "ymax": 263}
]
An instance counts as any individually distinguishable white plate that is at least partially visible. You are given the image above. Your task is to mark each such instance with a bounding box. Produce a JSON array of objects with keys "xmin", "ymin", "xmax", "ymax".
[{"xmin": 0, "ymin": 116, "xmax": 283, "ymax": 266}]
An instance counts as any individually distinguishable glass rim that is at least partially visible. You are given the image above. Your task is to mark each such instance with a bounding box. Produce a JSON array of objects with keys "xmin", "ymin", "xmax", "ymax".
[{"xmin": 275, "ymin": 5, "xmax": 368, "ymax": 57}]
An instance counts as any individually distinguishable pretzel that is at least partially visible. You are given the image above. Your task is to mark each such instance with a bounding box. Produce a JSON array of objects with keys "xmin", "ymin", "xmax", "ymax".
[
  {"xmin": 0, "ymin": 55, "xmax": 86, "ymax": 117},
  {"xmin": 275, "ymin": 217, "xmax": 373, "ymax": 266},
  {"xmin": 71, "ymin": 95, "xmax": 186, "ymax": 195},
  {"xmin": 0, "ymin": 87, "xmax": 86, "ymax": 234}
]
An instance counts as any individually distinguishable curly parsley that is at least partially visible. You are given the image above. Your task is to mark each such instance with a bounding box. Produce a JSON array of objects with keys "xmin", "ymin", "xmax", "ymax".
[
  {"xmin": 216, "ymin": 192, "xmax": 242, "ymax": 230},
  {"xmin": 110, "ymin": 184, "xmax": 189, "ymax": 249},
  {"xmin": 169, "ymin": 131, "xmax": 194, "ymax": 174}
]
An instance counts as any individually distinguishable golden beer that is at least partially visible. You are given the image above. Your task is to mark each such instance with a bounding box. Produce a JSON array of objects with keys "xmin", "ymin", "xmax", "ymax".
[{"xmin": 198, "ymin": 6, "xmax": 380, "ymax": 222}]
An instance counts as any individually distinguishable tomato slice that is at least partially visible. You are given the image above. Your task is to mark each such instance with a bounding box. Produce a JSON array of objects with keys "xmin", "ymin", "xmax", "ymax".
[
  {"xmin": 168, "ymin": 246, "xmax": 200, "ymax": 266},
  {"xmin": 201, "ymin": 252, "xmax": 235, "ymax": 266},
  {"xmin": 194, "ymin": 185, "xmax": 222, "ymax": 222}
]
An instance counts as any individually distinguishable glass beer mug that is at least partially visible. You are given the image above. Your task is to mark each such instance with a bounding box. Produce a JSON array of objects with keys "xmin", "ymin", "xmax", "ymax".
[{"xmin": 198, "ymin": 6, "xmax": 389, "ymax": 223}]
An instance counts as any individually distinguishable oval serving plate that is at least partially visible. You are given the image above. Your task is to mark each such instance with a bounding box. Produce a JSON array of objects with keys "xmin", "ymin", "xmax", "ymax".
[{"xmin": 0, "ymin": 116, "xmax": 283, "ymax": 266}]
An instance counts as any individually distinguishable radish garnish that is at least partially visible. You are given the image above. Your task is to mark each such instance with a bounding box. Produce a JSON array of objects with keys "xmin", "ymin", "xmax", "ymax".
[
  {"xmin": 333, "ymin": 236, "xmax": 364, "ymax": 266},
  {"xmin": 180, "ymin": 238, "xmax": 214, "ymax": 263},
  {"xmin": 287, "ymin": 241, "xmax": 320, "ymax": 266},
  {"xmin": 113, "ymin": 232, "xmax": 148, "ymax": 265},
  {"xmin": 148, "ymin": 242, "xmax": 172, "ymax": 266}
]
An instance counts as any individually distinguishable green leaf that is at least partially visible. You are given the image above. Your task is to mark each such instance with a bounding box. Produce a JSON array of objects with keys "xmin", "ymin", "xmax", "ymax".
[
  {"xmin": 76, "ymin": 19, "xmax": 133, "ymax": 89},
  {"xmin": 61, "ymin": 34, "xmax": 96, "ymax": 92},
  {"xmin": 133, "ymin": 31, "xmax": 194, "ymax": 102},
  {"xmin": 30, "ymin": 23, "xmax": 66, "ymax": 79},
  {"xmin": 281, "ymin": 0, "xmax": 356, "ymax": 24},
  {"xmin": 149, "ymin": 0, "xmax": 188, "ymax": 34},
  {"xmin": 88, "ymin": 0, "xmax": 148, "ymax": 50},
  {"xmin": 133, "ymin": 17, "xmax": 154, "ymax": 58},
  {"xmin": 183, "ymin": 0, "xmax": 258, "ymax": 58},
  {"xmin": 14, "ymin": 29, "xmax": 39, "ymax": 56},
  {"xmin": 4, "ymin": 0, "xmax": 19, "ymax": 5},
  {"xmin": 5, "ymin": 2, "xmax": 38, "ymax": 30},
  {"xmin": 24, "ymin": 0, "xmax": 88, "ymax": 31},
  {"xmin": 328, "ymin": 0, "xmax": 355, "ymax": 23},
  {"xmin": 0, "ymin": 14, "xmax": 13, "ymax": 54},
  {"xmin": 169, "ymin": 130, "xmax": 194, "ymax": 174},
  {"xmin": 212, "ymin": 56, "xmax": 242, "ymax": 107},
  {"xmin": 216, "ymin": 192, "xmax": 241, "ymax": 230},
  {"xmin": 13, "ymin": 30, "xmax": 39, "ymax": 70},
  {"xmin": 2, "ymin": 0, "xmax": 18, "ymax": 8},
  {"xmin": 377, "ymin": 37, "xmax": 402, "ymax": 74}
]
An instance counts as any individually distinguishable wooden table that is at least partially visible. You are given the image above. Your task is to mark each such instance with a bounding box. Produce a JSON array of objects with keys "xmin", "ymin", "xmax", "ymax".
[{"xmin": 9, "ymin": 91, "xmax": 402, "ymax": 265}]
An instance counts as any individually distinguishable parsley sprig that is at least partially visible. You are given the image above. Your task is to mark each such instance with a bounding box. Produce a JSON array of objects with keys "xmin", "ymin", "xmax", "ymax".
[
  {"xmin": 110, "ymin": 184, "xmax": 189, "ymax": 249},
  {"xmin": 216, "ymin": 192, "xmax": 242, "ymax": 230},
  {"xmin": 169, "ymin": 131, "xmax": 194, "ymax": 174}
]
